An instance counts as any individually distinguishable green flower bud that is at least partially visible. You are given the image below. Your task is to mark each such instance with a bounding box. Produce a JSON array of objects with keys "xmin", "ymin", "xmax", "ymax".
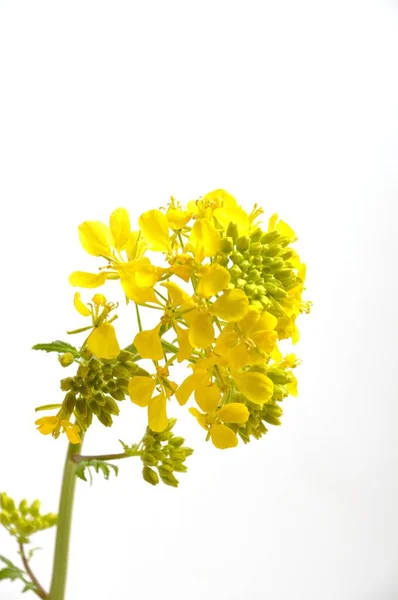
[
  {"xmin": 276, "ymin": 236, "xmax": 292, "ymax": 247},
  {"xmin": 180, "ymin": 447, "xmax": 194, "ymax": 457},
  {"xmin": 244, "ymin": 283, "xmax": 257, "ymax": 297},
  {"xmin": 118, "ymin": 350, "xmax": 134, "ymax": 362},
  {"xmin": 88, "ymin": 357, "xmax": 102, "ymax": 372},
  {"xmin": 215, "ymin": 254, "xmax": 229, "ymax": 267},
  {"xmin": 252, "ymin": 256, "xmax": 263, "ymax": 266},
  {"xmin": 262, "ymin": 256, "xmax": 274, "ymax": 266},
  {"xmin": 261, "ymin": 231, "xmax": 280, "ymax": 244},
  {"xmin": 272, "ymin": 287, "xmax": 287, "ymax": 298},
  {"xmin": 19, "ymin": 499, "xmax": 29, "ymax": 515},
  {"xmin": 265, "ymin": 245, "xmax": 281, "ymax": 257},
  {"xmin": 230, "ymin": 251, "xmax": 244, "ymax": 265},
  {"xmin": 249, "ymin": 242, "xmax": 262, "ymax": 256},
  {"xmin": 219, "ymin": 236, "xmax": 234, "ymax": 253},
  {"xmin": 76, "ymin": 399, "xmax": 87, "ymax": 417},
  {"xmin": 169, "ymin": 450, "xmax": 186, "ymax": 462},
  {"xmin": 229, "ymin": 264, "xmax": 242, "ymax": 279},
  {"xmin": 151, "ymin": 449, "xmax": 166, "ymax": 461},
  {"xmin": 142, "ymin": 466, "xmax": 159, "ymax": 486},
  {"xmin": 240, "ymin": 260, "xmax": 251, "ymax": 272},
  {"xmin": 259, "ymin": 296, "xmax": 272, "ymax": 309},
  {"xmin": 142, "ymin": 451, "xmax": 158, "ymax": 466},
  {"xmin": 158, "ymin": 469, "xmax": 179, "ymax": 488},
  {"xmin": 250, "ymin": 228, "xmax": 262, "ymax": 242},
  {"xmin": 226, "ymin": 222, "xmax": 239, "ymax": 240},
  {"xmin": 235, "ymin": 236, "xmax": 250, "ymax": 251},
  {"xmin": 235, "ymin": 278, "xmax": 246, "ymax": 290},
  {"xmin": 104, "ymin": 396, "xmax": 120, "ymax": 415},
  {"xmin": 79, "ymin": 381, "xmax": 91, "ymax": 398},
  {"xmin": 251, "ymin": 300, "xmax": 264, "ymax": 311},
  {"xmin": 89, "ymin": 401, "xmax": 101, "ymax": 416},
  {"xmin": 112, "ymin": 364, "xmax": 130, "ymax": 378},
  {"xmin": 168, "ymin": 436, "xmax": 185, "ymax": 448},
  {"xmin": 264, "ymin": 282, "xmax": 278, "ymax": 294},
  {"xmin": 0, "ymin": 511, "xmax": 11, "ymax": 526},
  {"xmin": 77, "ymin": 364, "xmax": 90, "ymax": 378},
  {"xmin": 116, "ymin": 377, "xmax": 129, "ymax": 389},
  {"xmin": 30, "ymin": 500, "xmax": 41, "ymax": 517},
  {"xmin": 110, "ymin": 388, "xmax": 125, "ymax": 401},
  {"xmin": 274, "ymin": 268, "xmax": 292, "ymax": 280},
  {"xmin": 60, "ymin": 377, "xmax": 75, "ymax": 392},
  {"xmin": 267, "ymin": 370, "xmax": 291, "ymax": 384},
  {"xmin": 173, "ymin": 463, "xmax": 188, "ymax": 473},
  {"xmin": 248, "ymin": 269, "xmax": 261, "ymax": 281},
  {"xmin": 58, "ymin": 353, "xmax": 74, "ymax": 367},
  {"xmin": 97, "ymin": 410, "xmax": 113, "ymax": 427},
  {"xmin": 63, "ymin": 391, "xmax": 76, "ymax": 413}
]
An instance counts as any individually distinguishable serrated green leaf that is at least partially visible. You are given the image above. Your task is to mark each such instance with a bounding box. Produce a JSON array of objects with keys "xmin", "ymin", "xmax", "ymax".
[
  {"xmin": 32, "ymin": 340, "xmax": 79, "ymax": 357},
  {"xmin": 22, "ymin": 582, "xmax": 38, "ymax": 593},
  {"xmin": 75, "ymin": 460, "xmax": 118, "ymax": 484}
]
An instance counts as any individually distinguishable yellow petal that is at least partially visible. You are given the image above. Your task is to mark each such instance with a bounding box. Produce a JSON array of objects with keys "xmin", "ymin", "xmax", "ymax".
[
  {"xmin": 277, "ymin": 220, "xmax": 296, "ymax": 238},
  {"xmin": 268, "ymin": 213, "xmax": 278, "ymax": 232},
  {"xmin": 194, "ymin": 381, "xmax": 220, "ymax": 413},
  {"xmin": 189, "ymin": 219, "xmax": 220, "ymax": 261},
  {"xmin": 61, "ymin": 421, "xmax": 81, "ymax": 444},
  {"xmin": 69, "ymin": 271, "xmax": 108, "ymax": 288},
  {"xmin": 234, "ymin": 372, "xmax": 274, "ymax": 405},
  {"xmin": 256, "ymin": 311, "xmax": 278, "ymax": 331},
  {"xmin": 211, "ymin": 424, "xmax": 238, "ymax": 449},
  {"xmin": 174, "ymin": 325, "xmax": 193, "ymax": 363},
  {"xmin": 237, "ymin": 306, "xmax": 261, "ymax": 334},
  {"xmin": 73, "ymin": 292, "xmax": 91, "ymax": 317},
  {"xmin": 78, "ymin": 221, "xmax": 113, "ymax": 256},
  {"xmin": 251, "ymin": 330, "xmax": 278, "ymax": 353},
  {"xmin": 109, "ymin": 208, "xmax": 130, "ymax": 250},
  {"xmin": 162, "ymin": 281, "xmax": 194, "ymax": 307},
  {"xmin": 214, "ymin": 327, "xmax": 239, "ymax": 355},
  {"xmin": 288, "ymin": 373, "xmax": 298, "ymax": 397},
  {"xmin": 148, "ymin": 393, "xmax": 168, "ymax": 432},
  {"xmin": 188, "ymin": 312, "xmax": 215, "ymax": 349},
  {"xmin": 175, "ymin": 373, "xmax": 205, "ymax": 406},
  {"xmin": 86, "ymin": 323, "xmax": 120, "ymax": 360},
  {"xmin": 213, "ymin": 206, "xmax": 250, "ymax": 235},
  {"xmin": 197, "ymin": 264, "xmax": 230, "ymax": 298},
  {"xmin": 35, "ymin": 416, "xmax": 58, "ymax": 435},
  {"xmin": 189, "ymin": 407, "xmax": 208, "ymax": 429},
  {"xmin": 125, "ymin": 231, "xmax": 147, "ymax": 260},
  {"xmin": 91, "ymin": 293, "xmax": 106, "ymax": 306},
  {"xmin": 139, "ymin": 209, "xmax": 171, "ymax": 252},
  {"xmin": 218, "ymin": 403, "xmax": 249, "ymax": 424},
  {"xmin": 134, "ymin": 324, "xmax": 163, "ymax": 361},
  {"xmin": 120, "ymin": 278, "xmax": 159, "ymax": 304},
  {"xmin": 166, "ymin": 208, "xmax": 192, "ymax": 229},
  {"xmin": 128, "ymin": 376, "xmax": 156, "ymax": 407},
  {"xmin": 211, "ymin": 289, "xmax": 249, "ymax": 322}
]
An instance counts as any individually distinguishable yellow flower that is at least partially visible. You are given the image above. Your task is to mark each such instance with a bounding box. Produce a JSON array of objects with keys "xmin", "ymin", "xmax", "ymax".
[
  {"xmin": 138, "ymin": 209, "xmax": 171, "ymax": 252},
  {"xmin": 189, "ymin": 401, "xmax": 249, "ymax": 449},
  {"xmin": 71, "ymin": 293, "xmax": 120, "ymax": 360},
  {"xmin": 35, "ymin": 416, "xmax": 81, "ymax": 444},
  {"xmin": 109, "ymin": 208, "xmax": 131, "ymax": 250},
  {"xmin": 215, "ymin": 306, "xmax": 278, "ymax": 368},
  {"xmin": 78, "ymin": 221, "xmax": 114, "ymax": 257},
  {"xmin": 268, "ymin": 214, "xmax": 296, "ymax": 238}
]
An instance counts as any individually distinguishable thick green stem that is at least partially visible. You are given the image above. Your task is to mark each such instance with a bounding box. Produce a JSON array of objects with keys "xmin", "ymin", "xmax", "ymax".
[{"xmin": 49, "ymin": 438, "xmax": 83, "ymax": 600}]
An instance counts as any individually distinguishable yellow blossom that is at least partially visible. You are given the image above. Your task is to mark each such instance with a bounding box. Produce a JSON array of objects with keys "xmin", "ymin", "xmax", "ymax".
[
  {"xmin": 189, "ymin": 218, "xmax": 220, "ymax": 261},
  {"xmin": 234, "ymin": 371, "xmax": 274, "ymax": 405},
  {"xmin": 210, "ymin": 288, "xmax": 249, "ymax": 322}
]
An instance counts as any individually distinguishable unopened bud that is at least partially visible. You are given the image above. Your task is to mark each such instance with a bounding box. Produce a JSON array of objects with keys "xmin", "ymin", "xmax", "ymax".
[
  {"xmin": 60, "ymin": 377, "xmax": 75, "ymax": 392},
  {"xmin": 168, "ymin": 436, "xmax": 185, "ymax": 448},
  {"xmin": 97, "ymin": 410, "xmax": 113, "ymax": 427},
  {"xmin": 58, "ymin": 353, "xmax": 74, "ymax": 367},
  {"xmin": 142, "ymin": 452, "xmax": 158, "ymax": 466},
  {"xmin": 30, "ymin": 500, "xmax": 41, "ymax": 517},
  {"xmin": 104, "ymin": 396, "xmax": 120, "ymax": 415},
  {"xmin": 229, "ymin": 265, "xmax": 242, "ymax": 279},
  {"xmin": 235, "ymin": 236, "xmax": 250, "ymax": 251},
  {"xmin": 230, "ymin": 251, "xmax": 244, "ymax": 265},
  {"xmin": 250, "ymin": 228, "xmax": 263, "ymax": 242},
  {"xmin": 249, "ymin": 242, "xmax": 262, "ymax": 256},
  {"xmin": 261, "ymin": 231, "xmax": 280, "ymax": 244},
  {"xmin": 219, "ymin": 236, "xmax": 234, "ymax": 253},
  {"xmin": 226, "ymin": 222, "xmax": 239, "ymax": 240},
  {"xmin": 142, "ymin": 466, "xmax": 159, "ymax": 486}
]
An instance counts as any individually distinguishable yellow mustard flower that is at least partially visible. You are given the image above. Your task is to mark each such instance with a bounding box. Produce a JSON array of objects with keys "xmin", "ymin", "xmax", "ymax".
[
  {"xmin": 72, "ymin": 292, "xmax": 120, "ymax": 360},
  {"xmin": 35, "ymin": 416, "xmax": 81, "ymax": 444},
  {"xmin": 138, "ymin": 209, "xmax": 171, "ymax": 252},
  {"xmin": 233, "ymin": 371, "xmax": 274, "ymax": 405},
  {"xmin": 189, "ymin": 401, "xmax": 249, "ymax": 449}
]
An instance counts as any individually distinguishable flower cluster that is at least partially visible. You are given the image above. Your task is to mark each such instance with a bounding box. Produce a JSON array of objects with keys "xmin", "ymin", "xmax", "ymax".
[
  {"xmin": 35, "ymin": 189, "xmax": 310, "ymax": 452},
  {"xmin": 0, "ymin": 493, "xmax": 57, "ymax": 544}
]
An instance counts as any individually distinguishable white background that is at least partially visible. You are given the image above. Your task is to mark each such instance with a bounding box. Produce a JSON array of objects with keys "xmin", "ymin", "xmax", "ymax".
[{"xmin": 1, "ymin": 1, "xmax": 398, "ymax": 599}]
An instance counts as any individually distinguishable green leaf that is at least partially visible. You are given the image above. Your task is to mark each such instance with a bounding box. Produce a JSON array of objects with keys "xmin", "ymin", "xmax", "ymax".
[
  {"xmin": 118, "ymin": 440, "xmax": 140, "ymax": 457},
  {"xmin": 76, "ymin": 460, "xmax": 119, "ymax": 485},
  {"xmin": 32, "ymin": 340, "xmax": 79, "ymax": 357}
]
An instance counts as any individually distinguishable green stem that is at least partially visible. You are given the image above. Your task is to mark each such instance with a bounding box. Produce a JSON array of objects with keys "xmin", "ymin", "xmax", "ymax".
[
  {"xmin": 135, "ymin": 303, "xmax": 143, "ymax": 332},
  {"xmin": 71, "ymin": 451, "xmax": 140, "ymax": 463},
  {"xmin": 49, "ymin": 438, "xmax": 83, "ymax": 600}
]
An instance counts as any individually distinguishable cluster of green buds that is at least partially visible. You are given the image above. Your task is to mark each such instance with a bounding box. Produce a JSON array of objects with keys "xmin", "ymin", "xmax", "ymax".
[
  {"xmin": 58, "ymin": 349, "xmax": 148, "ymax": 431},
  {"xmin": 0, "ymin": 493, "xmax": 57, "ymax": 544},
  {"xmin": 140, "ymin": 419, "xmax": 194, "ymax": 488},
  {"xmin": 216, "ymin": 224, "xmax": 304, "ymax": 317}
]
